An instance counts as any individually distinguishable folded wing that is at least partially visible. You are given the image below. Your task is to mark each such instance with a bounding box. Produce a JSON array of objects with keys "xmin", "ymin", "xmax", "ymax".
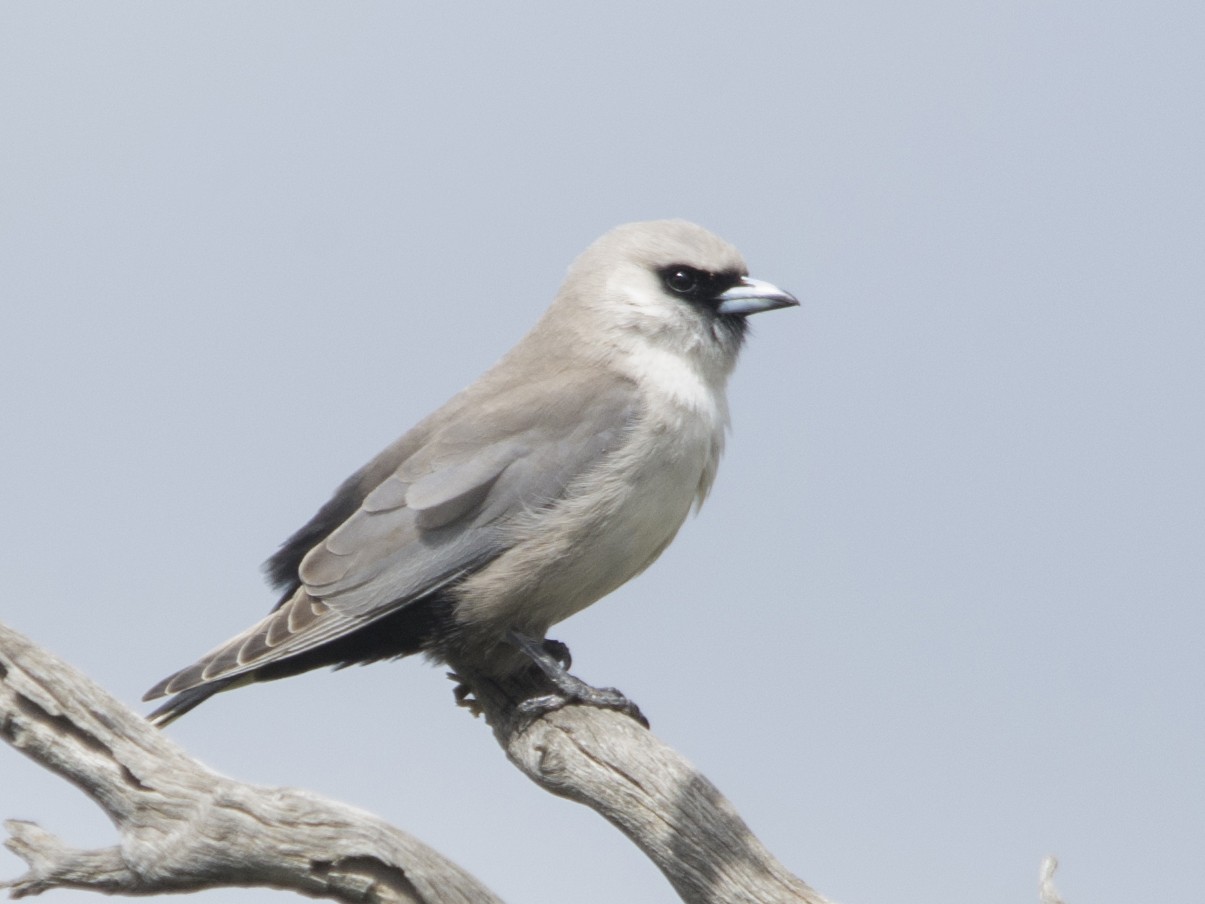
[{"xmin": 145, "ymin": 371, "xmax": 639, "ymax": 702}]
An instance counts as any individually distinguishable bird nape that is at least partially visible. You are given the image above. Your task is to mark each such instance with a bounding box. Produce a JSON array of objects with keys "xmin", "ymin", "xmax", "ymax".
[{"xmin": 144, "ymin": 219, "xmax": 798, "ymax": 727}]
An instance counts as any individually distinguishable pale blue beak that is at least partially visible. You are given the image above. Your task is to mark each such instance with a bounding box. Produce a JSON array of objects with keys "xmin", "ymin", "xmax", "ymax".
[{"xmin": 714, "ymin": 277, "xmax": 799, "ymax": 316}]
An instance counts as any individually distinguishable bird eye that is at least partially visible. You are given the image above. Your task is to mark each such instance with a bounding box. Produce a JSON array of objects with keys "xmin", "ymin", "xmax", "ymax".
[{"xmin": 664, "ymin": 268, "xmax": 699, "ymax": 295}]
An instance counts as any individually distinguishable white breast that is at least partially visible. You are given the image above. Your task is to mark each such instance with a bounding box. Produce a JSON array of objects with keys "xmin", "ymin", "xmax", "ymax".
[{"xmin": 623, "ymin": 340, "xmax": 726, "ymax": 422}]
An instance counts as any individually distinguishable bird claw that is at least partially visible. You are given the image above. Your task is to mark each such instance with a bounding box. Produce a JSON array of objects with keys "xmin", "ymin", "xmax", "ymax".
[
  {"xmin": 508, "ymin": 630, "xmax": 648, "ymax": 728},
  {"xmin": 518, "ymin": 686, "xmax": 649, "ymax": 729}
]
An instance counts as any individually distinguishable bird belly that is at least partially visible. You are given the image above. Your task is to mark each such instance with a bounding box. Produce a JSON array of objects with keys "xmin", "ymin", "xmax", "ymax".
[{"xmin": 450, "ymin": 408, "xmax": 721, "ymax": 645}]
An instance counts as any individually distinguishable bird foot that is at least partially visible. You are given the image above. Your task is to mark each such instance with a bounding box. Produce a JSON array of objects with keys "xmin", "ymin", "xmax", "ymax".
[
  {"xmin": 517, "ymin": 685, "xmax": 648, "ymax": 728},
  {"xmin": 507, "ymin": 630, "xmax": 648, "ymax": 728}
]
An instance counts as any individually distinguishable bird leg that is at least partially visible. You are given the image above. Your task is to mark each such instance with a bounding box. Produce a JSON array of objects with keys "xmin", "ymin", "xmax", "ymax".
[{"xmin": 507, "ymin": 630, "xmax": 648, "ymax": 728}]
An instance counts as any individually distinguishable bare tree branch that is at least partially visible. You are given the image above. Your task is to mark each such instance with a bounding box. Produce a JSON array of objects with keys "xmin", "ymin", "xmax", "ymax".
[
  {"xmin": 1, "ymin": 619, "xmax": 818, "ymax": 903},
  {"xmin": 2, "ymin": 620, "xmax": 1065, "ymax": 904},
  {"xmin": 458, "ymin": 667, "xmax": 823, "ymax": 904},
  {"xmin": 1039, "ymin": 856, "xmax": 1066, "ymax": 904},
  {"xmin": 0, "ymin": 620, "xmax": 500, "ymax": 903}
]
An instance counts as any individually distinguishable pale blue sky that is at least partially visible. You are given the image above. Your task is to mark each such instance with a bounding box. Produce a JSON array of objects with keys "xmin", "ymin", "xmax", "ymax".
[{"xmin": 2, "ymin": 4, "xmax": 1202, "ymax": 904}]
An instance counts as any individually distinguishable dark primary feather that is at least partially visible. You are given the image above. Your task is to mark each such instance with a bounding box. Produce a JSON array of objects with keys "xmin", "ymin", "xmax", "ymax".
[{"xmin": 263, "ymin": 441, "xmax": 415, "ymax": 601}]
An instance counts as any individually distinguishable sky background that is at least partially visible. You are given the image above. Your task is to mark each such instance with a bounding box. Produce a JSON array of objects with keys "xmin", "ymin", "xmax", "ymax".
[{"xmin": 1, "ymin": 3, "xmax": 1202, "ymax": 904}]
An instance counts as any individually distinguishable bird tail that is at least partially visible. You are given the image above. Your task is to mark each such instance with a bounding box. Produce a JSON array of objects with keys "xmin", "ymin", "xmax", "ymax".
[{"xmin": 144, "ymin": 676, "xmax": 242, "ymax": 728}]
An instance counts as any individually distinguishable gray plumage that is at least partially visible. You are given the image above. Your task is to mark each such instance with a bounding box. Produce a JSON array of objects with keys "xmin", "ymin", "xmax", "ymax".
[{"xmin": 144, "ymin": 220, "xmax": 797, "ymax": 725}]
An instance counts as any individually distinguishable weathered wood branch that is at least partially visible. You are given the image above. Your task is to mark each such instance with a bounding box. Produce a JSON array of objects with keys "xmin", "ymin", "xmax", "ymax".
[
  {"xmin": 1040, "ymin": 856, "xmax": 1066, "ymax": 904},
  {"xmin": 459, "ymin": 665, "xmax": 823, "ymax": 904},
  {"xmin": 0, "ymin": 620, "xmax": 501, "ymax": 903},
  {"xmin": 1, "ymin": 620, "xmax": 820, "ymax": 903}
]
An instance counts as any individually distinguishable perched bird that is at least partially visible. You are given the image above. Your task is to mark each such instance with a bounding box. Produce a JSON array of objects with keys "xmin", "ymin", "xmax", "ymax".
[{"xmin": 145, "ymin": 220, "xmax": 797, "ymax": 726}]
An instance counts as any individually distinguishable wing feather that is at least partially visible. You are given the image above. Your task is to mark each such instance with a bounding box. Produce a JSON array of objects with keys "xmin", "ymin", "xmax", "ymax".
[{"xmin": 146, "ymin": 370, "xmax": 640, "ymax": 700}]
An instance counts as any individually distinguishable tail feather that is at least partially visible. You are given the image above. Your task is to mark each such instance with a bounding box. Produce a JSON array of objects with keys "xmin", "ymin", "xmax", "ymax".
[
  {"xmin": 145, "ymin": 677, "xmax": 242, "ymax": 728},
  {"xmin": 143, "ymin": 590, "xmax": 454, "ymax": 726}
]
